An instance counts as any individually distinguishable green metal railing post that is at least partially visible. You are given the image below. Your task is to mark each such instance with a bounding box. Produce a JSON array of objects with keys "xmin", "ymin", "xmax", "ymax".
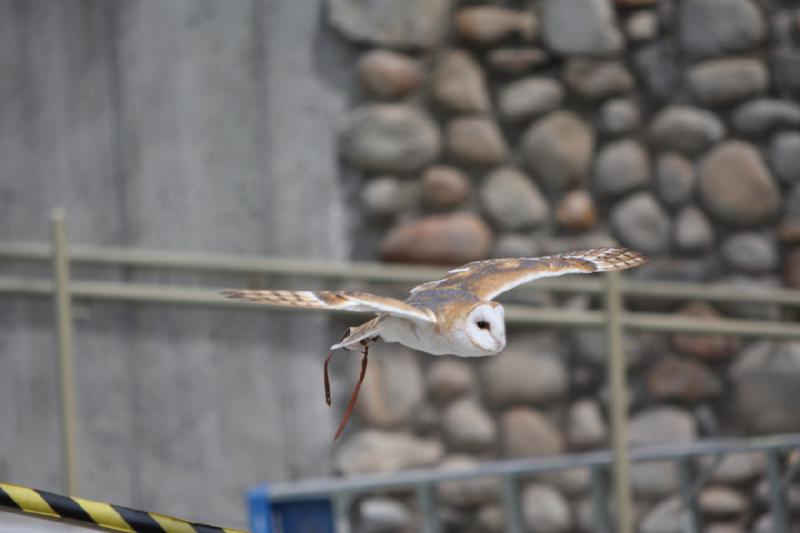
[
  {"xmin": 605, "ymin": 271, "xmax": 633, "ymax": 533},
  {"xmin": 677, "ymin": 458, "xmax": 701, "ymax": 533},
  {"xmin": 502, "ymin": 475, "xmax": 524, "ymax": 533},
  {"xmin": 767, "ymin": 449, "xmax": 790, "ymax": 533},
  {"xmin": 590, "ymin": 466, "xmax": 611, "ymax": 533},
  {"xmin": 416, "ymin": 482, "xmax": 439, "ymax": 533},
  {"xmin": 51, "ymin": 209, "xmax": 79, "ymax": 496},
  {"xmin": 333, "ymin": 494, "xmax": 352, "ymax": 533}
]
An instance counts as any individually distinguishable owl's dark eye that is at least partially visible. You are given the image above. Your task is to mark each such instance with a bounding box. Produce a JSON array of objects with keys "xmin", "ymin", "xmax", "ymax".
[{"xmin": 476, "ymin": 320, "xmax": 490, "ymax": 331}]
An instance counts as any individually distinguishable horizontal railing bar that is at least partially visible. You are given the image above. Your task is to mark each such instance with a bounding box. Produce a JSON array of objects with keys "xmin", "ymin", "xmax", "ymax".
[
  {"xmin": 0, "ymin": 278, "xmax": 53, "ymax": 296},
  {"xmin": 623, "ymin": 312, "xmax": 800, "ymax": 339},
  {"xmin": 266, "ymin": 434, "xmax": 800, "ymax": 501},
  {"xmin": 0, "ymin": 241, "xmax": 48, "ymax": 259},
  {"xmin": 0, "ymin": 241, "xmax": 446, "ymax": 284},
  {"xmin": 0, "ymin": 241, "xmax": 601, "ymax": 292},
  {"xmin": 2, "ymin": 241, "xmax": 800, "ymax": 305},
  {"xmin": 2, "ymin": 278, "xmax": 799, "ymax": 338},
  {"xmin": 622, "ymin": 281, "xmax": 800, "ymax": 306},
  {"xmin": 0, "ymin": 278, "xmax": 594, "ymax": 320},
  {"xmin": 505, "ymin": 307, "xmax": 604, "ymax": 326}
]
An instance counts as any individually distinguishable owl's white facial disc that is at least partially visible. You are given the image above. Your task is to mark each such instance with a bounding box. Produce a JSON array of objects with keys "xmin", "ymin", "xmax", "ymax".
[{"xmin": 462, "ymin": 303, "xmax": 506, "ymax": 356}]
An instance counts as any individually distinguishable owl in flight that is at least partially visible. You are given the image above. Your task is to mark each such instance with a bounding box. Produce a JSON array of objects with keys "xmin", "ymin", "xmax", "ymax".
[{"xmin": 222, "ymin": 247, "xmax": 648, "ymax": 439}]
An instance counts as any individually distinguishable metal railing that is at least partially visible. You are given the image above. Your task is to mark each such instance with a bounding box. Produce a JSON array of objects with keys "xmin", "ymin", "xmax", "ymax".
[
  {"xmin": 252, "ymin": 434, "xmax": 800, "ymax": 533},
  {"xmin": 2, "ymin": 210, "xmax": 800, "ymax": 532}
]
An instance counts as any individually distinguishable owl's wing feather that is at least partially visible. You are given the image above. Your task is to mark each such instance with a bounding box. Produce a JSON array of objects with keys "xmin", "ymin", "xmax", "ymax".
[
  {"xmin": 410, "ymin": 247, "xmax": 648, "ymax": 301},
  {"xmin": 221, "ymin": 289, "xmax": 436, "ymax": 323}
]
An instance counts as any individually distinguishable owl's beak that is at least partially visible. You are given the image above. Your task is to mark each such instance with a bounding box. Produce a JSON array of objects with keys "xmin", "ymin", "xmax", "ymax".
[{"xmin": 493, "ymin": 335, "xmax": 506, "ymax": 353}]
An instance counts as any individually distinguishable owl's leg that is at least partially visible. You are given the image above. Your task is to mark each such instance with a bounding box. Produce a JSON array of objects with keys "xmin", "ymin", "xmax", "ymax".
[
  {"xmin": 323, "ymin": 328, "xmax": 351, "ymax": 406},
  {"xmin": 333, "ymin": 343, "xmax": 369, "ymax": 442}
]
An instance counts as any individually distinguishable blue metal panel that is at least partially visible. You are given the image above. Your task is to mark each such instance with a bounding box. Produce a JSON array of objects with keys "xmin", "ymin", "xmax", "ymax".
[
  {"xmin": 249, "ymin": 435, "xmax": 800, "ymax": 533},
  {"xmin": 248, "ymin": 484, "xmax": 335, "ymax": 533},
  {"xmin": 272, "ymin": 500, "xmax": 335, "ymax": 533},
  {"xmin": 248, "ymin": 485, "xmax": 272, "ymax": 533}
]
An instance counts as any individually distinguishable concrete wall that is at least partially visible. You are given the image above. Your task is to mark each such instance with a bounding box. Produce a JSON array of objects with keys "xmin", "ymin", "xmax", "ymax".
[
  {"xmin": 0, "ymin": 1, "xmax": 354, "ymax": 528},
  {"xmin": 0, "ymin": 510, "xmax": 101, "ymax": 532}
]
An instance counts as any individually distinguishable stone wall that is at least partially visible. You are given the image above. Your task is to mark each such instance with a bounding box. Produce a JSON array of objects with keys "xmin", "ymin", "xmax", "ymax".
[{"xmin": 326, "ymin": 0, "xmax": 800, "ymax": 531}]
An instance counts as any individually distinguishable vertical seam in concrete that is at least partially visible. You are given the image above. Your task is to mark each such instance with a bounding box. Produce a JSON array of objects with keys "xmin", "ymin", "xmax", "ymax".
[
  {"xmin": 101, "ymin": 3, "xmax": 142, "ymax": 506},
  {"xmin": 106, "ymin": 1, "xmax": 132, "ymax": 247},
  {"xmin": 252, "ymin": 0, "xmax": 291, "ymax": 479}
]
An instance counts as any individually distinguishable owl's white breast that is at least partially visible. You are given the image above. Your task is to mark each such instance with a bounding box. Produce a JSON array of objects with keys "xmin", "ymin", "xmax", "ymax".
[{"xmin": 379, "ymin": 316, "xmax": 497, "ymax": 357}]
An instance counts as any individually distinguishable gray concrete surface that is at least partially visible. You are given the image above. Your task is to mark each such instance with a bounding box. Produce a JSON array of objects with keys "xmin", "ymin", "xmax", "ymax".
[
  {"xmin": 0, "ymin": 1, "xmax": 354, "ymax": 528},
  {"xmin": 0, "ymin": 510, "xmax": 103, "ymax": 532}
]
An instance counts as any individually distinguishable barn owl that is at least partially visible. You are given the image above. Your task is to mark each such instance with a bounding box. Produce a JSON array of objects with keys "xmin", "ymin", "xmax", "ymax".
[{"xmin": 222, "ymin": 247, "xmax": 648, "ymax": 439}]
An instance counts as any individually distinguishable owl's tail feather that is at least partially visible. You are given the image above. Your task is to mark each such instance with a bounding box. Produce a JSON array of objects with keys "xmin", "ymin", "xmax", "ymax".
[{"xmin": 329, "ymin": 316, "xmax": 383, "ymax": 351}]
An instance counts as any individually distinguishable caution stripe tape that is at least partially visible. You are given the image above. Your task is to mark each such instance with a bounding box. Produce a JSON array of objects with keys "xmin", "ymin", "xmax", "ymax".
[{"xmin": 0, "ymin": 482, "xmax": 247, "ymax": 533}]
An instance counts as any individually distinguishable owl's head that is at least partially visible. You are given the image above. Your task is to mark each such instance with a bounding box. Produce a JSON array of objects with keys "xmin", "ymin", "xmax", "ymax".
[{"xmin": 454, "ymin": 301, "xmax": 506, "ymax": 357}]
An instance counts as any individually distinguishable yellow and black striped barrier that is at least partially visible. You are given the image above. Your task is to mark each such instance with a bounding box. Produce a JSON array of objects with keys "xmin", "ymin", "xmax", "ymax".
[{"xmin": 0, "ymin": 482, "xmax": 248, "ymax": 533}]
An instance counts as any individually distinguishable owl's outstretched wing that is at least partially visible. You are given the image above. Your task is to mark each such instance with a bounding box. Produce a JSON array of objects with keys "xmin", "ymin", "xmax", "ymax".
[
  {"xmin": 410, "ymin": 247, "xmax": 648, "ymax": 301},
  {"xmin": 221, "ymin": 289, "xmax": 436, "ymax": 323}
]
